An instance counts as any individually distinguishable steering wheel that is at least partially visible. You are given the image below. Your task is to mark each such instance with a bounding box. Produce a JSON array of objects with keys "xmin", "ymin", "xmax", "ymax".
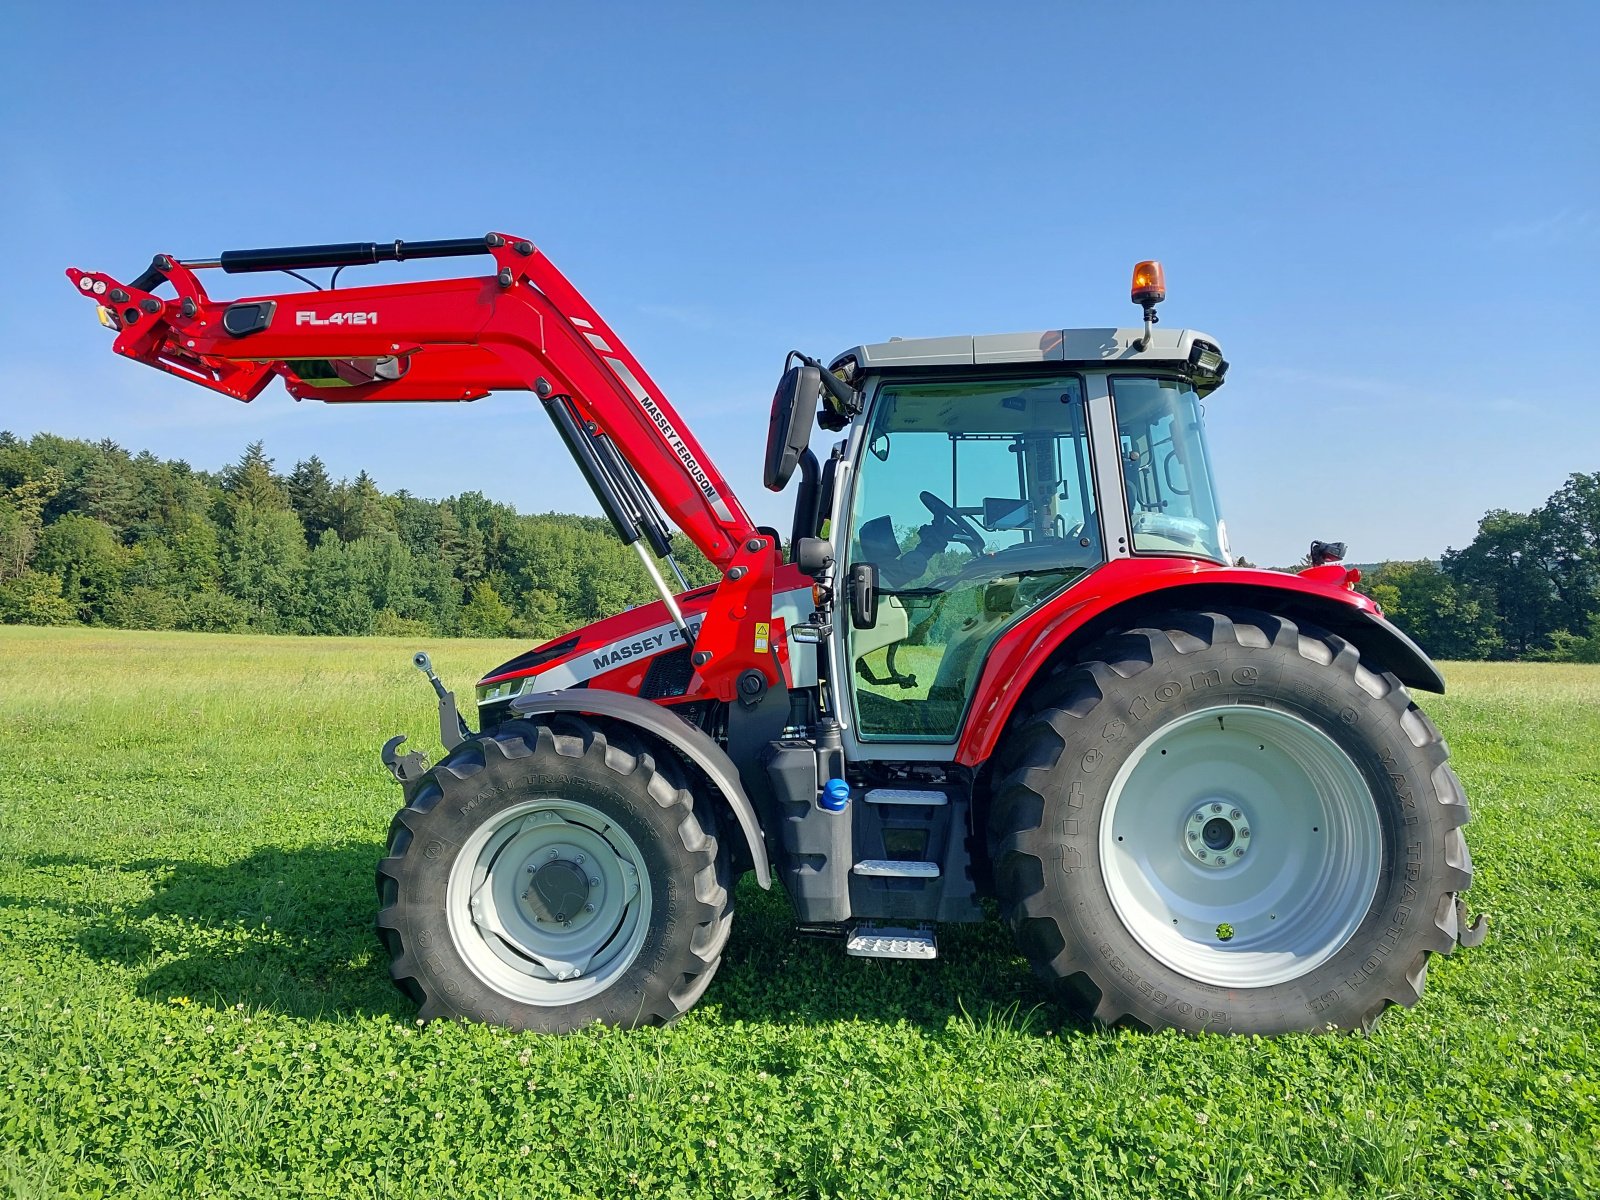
[{"xmin": 919, "ymin": 490, "xmax": 988, "ymax": 556}]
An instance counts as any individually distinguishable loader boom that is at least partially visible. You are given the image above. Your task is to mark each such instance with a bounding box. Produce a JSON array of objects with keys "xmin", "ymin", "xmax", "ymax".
[{"xmin": 66, "ymin": 233, "xmax": 779, "ymax": 698}]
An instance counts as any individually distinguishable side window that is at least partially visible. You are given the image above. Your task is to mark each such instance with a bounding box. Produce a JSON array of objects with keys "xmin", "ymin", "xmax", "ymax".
[{"xmin": 1111, "ymin": 377, "xmax": 1228, "ymax": 562}]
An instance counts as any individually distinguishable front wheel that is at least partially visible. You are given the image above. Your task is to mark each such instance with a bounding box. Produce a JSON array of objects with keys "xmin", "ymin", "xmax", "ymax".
[
  {"xmin": 989, "ymin": 609, "xmax": 1474, "ymax": 1035},
  {"xmin": 376, "ymin": 717, "xmax": 732, "ymax": 1032}
]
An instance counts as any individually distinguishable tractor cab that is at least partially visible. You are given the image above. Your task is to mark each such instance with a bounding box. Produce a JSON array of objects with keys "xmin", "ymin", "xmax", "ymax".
[{"xmin": 789, "ymin": 320, "xmax": 1231, "ymax": 754}]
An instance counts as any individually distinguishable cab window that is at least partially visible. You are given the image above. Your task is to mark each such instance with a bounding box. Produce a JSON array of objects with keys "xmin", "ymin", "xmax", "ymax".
[{"xmin": 846, "ymin": 377, "xmax": 1102, "ymax": 741}]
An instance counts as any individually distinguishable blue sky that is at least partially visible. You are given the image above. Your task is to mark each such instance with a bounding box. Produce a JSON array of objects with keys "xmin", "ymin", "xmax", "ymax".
[{"xmin": 2, "ymin": 2, "xmax": 1596, "ymax": 566}]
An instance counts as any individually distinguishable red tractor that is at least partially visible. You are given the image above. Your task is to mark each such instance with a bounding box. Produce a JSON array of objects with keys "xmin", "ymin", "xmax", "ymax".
[{"xmin": 68, "ymin": 235, "xmax": 1484, "ymax": 1035}]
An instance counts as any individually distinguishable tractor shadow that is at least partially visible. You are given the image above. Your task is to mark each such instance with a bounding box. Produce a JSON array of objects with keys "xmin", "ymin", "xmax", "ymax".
[
  {"xmin": 16, "ymin": 844, "xmax": 409, "ymax": 1021},
  {"xmin": 27, "ymin": 846, "xmax": 1084, "ymax": 1034},
  {"xmin": 711, "ymin": 878, "xmax": 1089, "ymax": 1036}
]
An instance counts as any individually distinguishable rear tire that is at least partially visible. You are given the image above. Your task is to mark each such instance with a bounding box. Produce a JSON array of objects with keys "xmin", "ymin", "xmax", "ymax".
[
  {"xmin": 376, "ymin": 717, "xmax": 732, "ymax": 1032},
  {"xmin": 989, "ymin": 608, "xmax": 1473, "ymax": 1035}
]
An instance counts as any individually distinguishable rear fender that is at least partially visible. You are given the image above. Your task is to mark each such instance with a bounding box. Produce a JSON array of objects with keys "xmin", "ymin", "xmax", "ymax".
[
  {"xmin": 958, "ymin": 563, "xmax": 1446, "ymax": 768},
  {"xmin": 509, "ymin": 688, "xmax": 770, "ymax": 888}
]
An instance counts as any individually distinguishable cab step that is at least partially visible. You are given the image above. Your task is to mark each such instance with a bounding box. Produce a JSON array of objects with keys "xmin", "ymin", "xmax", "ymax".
[
  {"xmin": 846, "ymin": 924, "xmax": 938, "ymax": 960},
  {"xmin": 852, "ymin": 859, "xmax": 940, "ymax": 878},
  {"xmin": 864, "ymin": 787, "xmax": 949, "ymax": 806}
]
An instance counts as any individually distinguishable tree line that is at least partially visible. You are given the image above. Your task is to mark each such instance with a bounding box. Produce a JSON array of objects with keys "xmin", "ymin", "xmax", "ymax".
[
  {"xmin": 0, "ymin": 433, "xmax": 717, "ymax": 639},
  {"xmin": 1, "ymin": 432, "xmax": 1596, "ymax": 661},
  {"xmin": 1354, "ymin": 470, "xmax": 1600, "ymax": 663}
]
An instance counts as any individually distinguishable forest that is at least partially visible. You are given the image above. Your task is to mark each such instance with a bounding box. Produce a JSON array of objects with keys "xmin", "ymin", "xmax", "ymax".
[
  {"xmin": 1, "ymin": 431, "xmax": 1596, "ymax": 662},
  {"xmin": 0, "ymin": 433, "xmax": 718, "ymax": 640}
]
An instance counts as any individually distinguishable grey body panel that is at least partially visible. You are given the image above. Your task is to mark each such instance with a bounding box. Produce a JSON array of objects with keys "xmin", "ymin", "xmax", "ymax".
[
  {"xmin": 508, "ymin": 688, "xmax": 772, "ymax": 888},
  {"xmin": 832, "ymin": 326, "xmax": 1220, "ymax": 372}
]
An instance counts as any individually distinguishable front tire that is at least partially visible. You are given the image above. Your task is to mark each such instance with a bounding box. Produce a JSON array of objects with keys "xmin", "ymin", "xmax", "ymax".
[
  {"xmin": 989, "ymin": 609, "xmax": 1473, "ymax": 1035},
  {"xmin": 376, "ymin": 717, "xmax": 732, "ymax": 1032}
]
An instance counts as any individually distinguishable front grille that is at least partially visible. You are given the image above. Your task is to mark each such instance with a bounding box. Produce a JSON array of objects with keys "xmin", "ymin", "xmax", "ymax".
[{"xmin": 640, "ymin": 647, "xmax": 695, "ymax": 700}]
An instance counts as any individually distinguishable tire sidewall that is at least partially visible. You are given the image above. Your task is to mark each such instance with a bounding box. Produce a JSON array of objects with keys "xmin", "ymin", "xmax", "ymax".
[
  {"xmin": 1032, "ymin": 633, "xmax": 1450, "ymax": 1033},
  {"xmin": 389, "ymin": 727, "xmax": 713, "ymax": 1032}
]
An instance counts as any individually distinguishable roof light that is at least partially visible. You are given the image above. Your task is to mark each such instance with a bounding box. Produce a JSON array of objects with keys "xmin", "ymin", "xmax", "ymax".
[{"xmin": 1131, "ymin": 260, "xmax": 1166, "ymax": 307}]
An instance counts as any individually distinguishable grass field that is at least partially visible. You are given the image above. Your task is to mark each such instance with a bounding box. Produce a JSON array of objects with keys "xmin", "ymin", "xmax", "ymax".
[{"xmin": 0, "ymin": 626, "xmax": 1597, "ymax": 1198}]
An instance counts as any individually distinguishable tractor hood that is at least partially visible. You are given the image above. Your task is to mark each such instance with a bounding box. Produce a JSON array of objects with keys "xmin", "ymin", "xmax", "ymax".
[{"xmin": 476, "ymin": 562, "xmax": 816, "ymax": 710}]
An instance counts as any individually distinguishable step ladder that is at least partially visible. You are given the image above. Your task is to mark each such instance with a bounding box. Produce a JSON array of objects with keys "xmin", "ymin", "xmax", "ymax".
[
  {"xmin": 846, "ymin": 923, "xmax": 938, "ymax": 960},
  {"xmin": 863, "ymin": 787, "xmax": 949, "ymax": 806}
]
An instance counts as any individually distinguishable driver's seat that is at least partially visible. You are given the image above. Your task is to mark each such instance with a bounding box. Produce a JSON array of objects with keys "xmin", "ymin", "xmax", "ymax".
[{"xmin": 859, "ymin": 515, "xmax": 921, "ymax": 588}]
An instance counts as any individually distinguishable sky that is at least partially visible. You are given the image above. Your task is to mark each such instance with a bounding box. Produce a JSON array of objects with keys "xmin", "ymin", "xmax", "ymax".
[{"xmin": 2, "ymin": 2, "xmax": 1596, "ymax": 567}]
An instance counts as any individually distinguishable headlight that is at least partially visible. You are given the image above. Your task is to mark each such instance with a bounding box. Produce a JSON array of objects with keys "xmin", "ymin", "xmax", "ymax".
[{"xmin": 477, "ymin": 676, "xmax": 530, "ymax": 705}]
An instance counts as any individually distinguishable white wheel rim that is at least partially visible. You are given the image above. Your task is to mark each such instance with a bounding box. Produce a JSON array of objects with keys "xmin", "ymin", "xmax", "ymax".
[
  {"xmin": 1100, "ymin": 705, "xmax": 1382, "ymax": 988},
  {"xmin": 446, "ymin": 798, "xmax": 652, "ymax": 1006}
]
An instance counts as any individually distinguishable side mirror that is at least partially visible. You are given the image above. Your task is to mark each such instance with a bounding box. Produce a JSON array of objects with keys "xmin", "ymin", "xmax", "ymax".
[
  {"xmin": 764, "ymin": 364, "xmax": 820, "ymax": 492},
  {"xmin": 795, "ymin": 536, "xmax": 834, "ymax": 580},
  {"xmin": 848, "ymin": 562, "xmax": 879, "ymax": 629}
]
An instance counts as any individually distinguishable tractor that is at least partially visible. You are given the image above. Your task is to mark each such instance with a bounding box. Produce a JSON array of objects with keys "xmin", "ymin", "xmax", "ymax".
[{"xmin": 67, "ymin": 235, "xmax": 1484, "ymax": 1035}]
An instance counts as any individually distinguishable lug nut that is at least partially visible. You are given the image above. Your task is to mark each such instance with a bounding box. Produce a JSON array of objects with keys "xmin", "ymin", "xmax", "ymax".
[
  {"xmin": 1234, "ymin": 847, "xmax": 1245, "ymax": 857},
  {"xmin": 1210, "ymin": 803, "xmax": 1223, "ymax": 813},
  {"xmin": 588, "ymin": 877, "xmax": 599, "ymax": 887},
  {"xmin": 584, "ymin": 903, "xmax": 595, "ymax": 913},
  {"xmin": 1230, "ymin": 809, "xmax": 1242, "ymax": 820},
  {"xmin": 575, "ymin": 854, "xmax": 585, "ymax": 865},
  {"xmin": 555, "ymin": 913, "xmax": 566, "ymax": 922}
]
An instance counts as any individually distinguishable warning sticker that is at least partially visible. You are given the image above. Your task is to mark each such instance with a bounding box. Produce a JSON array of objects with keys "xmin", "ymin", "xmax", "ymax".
[{"xmin": 754, "ymin": 621, "xmax": 770, "ymax": 653}]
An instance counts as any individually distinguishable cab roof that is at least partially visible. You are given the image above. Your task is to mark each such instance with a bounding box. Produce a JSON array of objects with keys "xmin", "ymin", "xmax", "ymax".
[{"xmin": 831, "ymin": 326, "xmax": 1222, "ymax": 373}]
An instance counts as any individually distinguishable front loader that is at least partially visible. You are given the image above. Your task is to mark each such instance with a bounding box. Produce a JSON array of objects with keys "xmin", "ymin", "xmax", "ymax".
[{"xmin": 67, "ymin": 235, "xmax": 1485, "ymax": 1035}]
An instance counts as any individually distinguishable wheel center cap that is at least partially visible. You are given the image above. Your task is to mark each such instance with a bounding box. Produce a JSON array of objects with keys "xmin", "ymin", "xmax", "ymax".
[
  {"xmin": 1184, "ymin": 801, "xmax": 1252, "ymax": 869},
  {"xmin": 529, "ymin": 860, "xmax": 591, "ymax": 922}
]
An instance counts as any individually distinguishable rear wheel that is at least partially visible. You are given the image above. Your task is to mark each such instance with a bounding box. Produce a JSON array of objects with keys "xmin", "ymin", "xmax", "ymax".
[
  {"xmin": 989, "ymin": 609, "xmax": 1474, "ymax": 1034},
  {"xmin": 376, "ymin": 717, "xmax": 732, "ymax": 1032}
]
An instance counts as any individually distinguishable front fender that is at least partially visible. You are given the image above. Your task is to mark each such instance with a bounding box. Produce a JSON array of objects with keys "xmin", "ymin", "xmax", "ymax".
[{"xmin": 509, "ymin": 689, "xmax": 771, "ymax": 888}]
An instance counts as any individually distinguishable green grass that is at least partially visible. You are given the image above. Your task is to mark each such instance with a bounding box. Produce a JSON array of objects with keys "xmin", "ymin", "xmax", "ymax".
[{"xmin": 0, "ymin": 626, "xmax": 1596, "ymax": 1198}]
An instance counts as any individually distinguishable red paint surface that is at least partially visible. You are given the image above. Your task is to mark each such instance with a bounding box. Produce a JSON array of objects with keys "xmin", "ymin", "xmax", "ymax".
[{"xmin": 954, "ymin": 557, "xmax": 1382, "ymax": 766}]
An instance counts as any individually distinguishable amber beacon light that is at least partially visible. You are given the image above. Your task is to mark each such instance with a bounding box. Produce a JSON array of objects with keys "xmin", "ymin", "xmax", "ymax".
[{"xmin": 1131, "ymin": 260, "xmax": 1166, "ymax": 306}]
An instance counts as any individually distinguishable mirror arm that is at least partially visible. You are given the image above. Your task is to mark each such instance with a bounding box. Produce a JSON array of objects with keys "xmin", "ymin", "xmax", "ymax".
[
  {"xmin": 789, "ymin": 447, "xmax": 822, "ymax": 558},
  {"xmin": 794, "ymin": 351, "xmax": 862, "ymax": 419}
]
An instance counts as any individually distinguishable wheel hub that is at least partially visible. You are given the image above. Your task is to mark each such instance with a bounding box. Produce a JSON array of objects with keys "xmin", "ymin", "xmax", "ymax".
[
  {"xmin": 1184, "ymin": 801, "xmax": 1252, "ymax": 868},
  {"xmin": 526, "ymin": 858, "xmax": 592, "ymax": 925},
  {"xmin": 446, "ymin": 799, "xmax": 651, "ymax": 1005}
]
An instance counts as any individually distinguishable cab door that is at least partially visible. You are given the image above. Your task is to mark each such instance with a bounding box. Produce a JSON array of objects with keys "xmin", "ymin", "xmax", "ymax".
[{"xmin": 839, "ymin": 375, "xmax": 1106, "ymax": 743}]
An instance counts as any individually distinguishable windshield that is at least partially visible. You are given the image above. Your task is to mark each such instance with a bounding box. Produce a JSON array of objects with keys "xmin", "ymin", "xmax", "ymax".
[
  {"xmin": 1110, "ymin": 376, "xmax": 1228, "ymax": 563},
  {"xmin": 846, "ymin": 376, "xmax": 1103, "ymax": 740}
]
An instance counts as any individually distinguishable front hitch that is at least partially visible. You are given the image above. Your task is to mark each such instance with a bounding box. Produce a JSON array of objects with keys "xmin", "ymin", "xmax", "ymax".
[
  {"xmin": 381, "ymin": 652, "xmax": 475, "ymax": 794},
  {"xmin": 413, "ymin": 651, "xmax": 472, "ymax": 751}
]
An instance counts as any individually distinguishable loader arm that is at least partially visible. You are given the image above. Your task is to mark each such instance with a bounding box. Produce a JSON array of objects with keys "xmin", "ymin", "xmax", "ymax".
[{"xmin": 66, "ymin": 233, "xmax": 779, "ymax": 699}]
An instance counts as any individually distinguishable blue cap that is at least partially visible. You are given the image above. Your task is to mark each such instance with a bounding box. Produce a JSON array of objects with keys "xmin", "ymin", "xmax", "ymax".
[{"xmin": 820, "ymin": 778, "xmax": 851, "ymax": 812}]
